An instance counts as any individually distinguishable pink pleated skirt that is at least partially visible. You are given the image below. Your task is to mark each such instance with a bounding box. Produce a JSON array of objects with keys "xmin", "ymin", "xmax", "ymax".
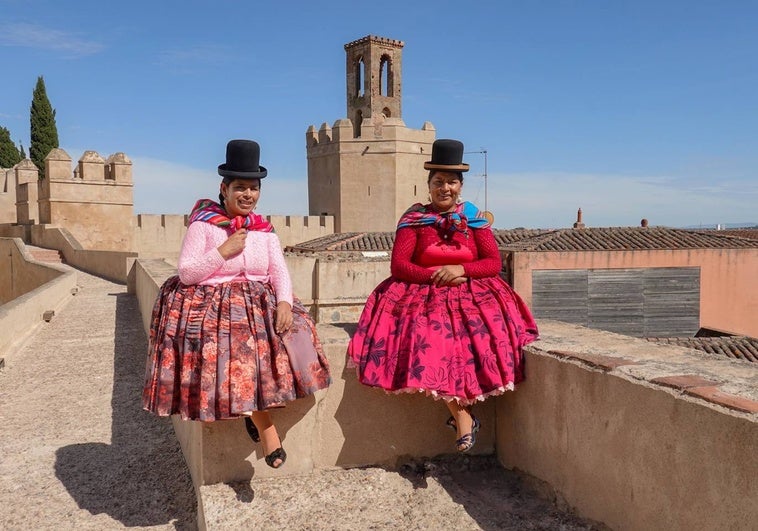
[{"xmin": 347, "ymin": 276, "xmax": 538, "ymax": 404}]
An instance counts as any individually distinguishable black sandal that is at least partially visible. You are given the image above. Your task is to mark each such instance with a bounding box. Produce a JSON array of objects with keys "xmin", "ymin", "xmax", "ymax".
[
  {"xmin": 264, "ymin": 447, "xmax": 287, "ymax": 469},
  {"xmin": 244, "ymin": 417, "xmax": 260, "ymax": 443},
  {"xmin": 455, "ymin": 416, "xmax": 481, "ymax": 453}
]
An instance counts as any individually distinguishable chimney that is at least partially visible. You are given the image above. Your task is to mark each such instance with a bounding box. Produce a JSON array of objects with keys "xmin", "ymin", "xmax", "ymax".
[
  {"xmin": 573, "ymin": 208, "xmax": 585, "ymax": 229},
  {"xmin": 641, "ymin": 218, "xmax": 649, "ymax": 228}
]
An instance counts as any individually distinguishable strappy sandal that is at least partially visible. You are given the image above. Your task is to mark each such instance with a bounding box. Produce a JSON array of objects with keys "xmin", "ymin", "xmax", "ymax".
[
  {"xmin": 446, "ymin": 405, "xmax": 473, "ymax": 431},
  {"xmin": 455, "ymin": 416, "xmax": 481, "ymax": 453},
  {"xmin": 264, "ymin": 447, "xmax": 287, "ymax": 469},
  {"xmin": 244, "ymin": 417, "xmax": 260, "ymax": 443}
]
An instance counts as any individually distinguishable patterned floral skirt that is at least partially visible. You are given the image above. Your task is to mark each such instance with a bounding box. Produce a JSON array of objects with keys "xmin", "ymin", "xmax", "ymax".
[
  {"xmin": 347, "ymin": 276, "xmax": 538, "ymax": 405},
  {"xmin": 142, "ymin": 276, "xmax": 331, "ymax": 421}
]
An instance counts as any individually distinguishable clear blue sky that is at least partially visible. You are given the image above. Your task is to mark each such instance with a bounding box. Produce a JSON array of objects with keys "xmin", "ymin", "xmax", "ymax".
[{"xmin": 1, "ymin": 0, "xmax": 756, "ymax": 229}]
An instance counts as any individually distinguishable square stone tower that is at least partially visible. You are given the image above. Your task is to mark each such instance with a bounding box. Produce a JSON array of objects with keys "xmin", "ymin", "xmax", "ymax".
[{"xmin": 306, "ymin": 35, "xmax": 436, "ymax": 233}]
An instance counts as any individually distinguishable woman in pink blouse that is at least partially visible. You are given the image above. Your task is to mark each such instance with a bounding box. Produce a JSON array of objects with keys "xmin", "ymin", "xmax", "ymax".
[
  {"xmin": 143, "ymin": 139, "xmax": 331, "ymax": 469},
  {"xmin": 347, "ymin": 139, "xmax": 538, "ymax": 453}
]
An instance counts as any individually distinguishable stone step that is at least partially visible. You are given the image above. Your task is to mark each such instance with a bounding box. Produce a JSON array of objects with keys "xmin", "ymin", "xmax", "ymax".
[{"xmin": 25, "ymin": 246, "xmax": 64, "ymax": 263}]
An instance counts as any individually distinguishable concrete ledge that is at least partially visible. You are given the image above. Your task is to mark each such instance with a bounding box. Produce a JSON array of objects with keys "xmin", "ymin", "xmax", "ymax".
[
  {"xmin": 499, "ymin": 320, "xmax": 757, "ymax": 531},
  {"xmin": 0, "ymin": 238, "xmax": 78, "ymax": 363}
]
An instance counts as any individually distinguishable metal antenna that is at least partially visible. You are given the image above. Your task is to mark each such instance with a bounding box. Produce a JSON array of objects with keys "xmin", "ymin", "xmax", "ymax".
[{"xmin": 465, "ymin": 149, "xmax": 488, "ymax": 211}]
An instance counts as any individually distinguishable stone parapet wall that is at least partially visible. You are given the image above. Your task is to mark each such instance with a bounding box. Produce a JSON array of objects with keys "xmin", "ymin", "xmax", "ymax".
[
  {"xmin": 0, "ymin": 238, "xmax": 77, "ymax": 362},
  {"xmin": 500, "ymin": 320, "xmax": 758, "ymax": 531},
  {"xmin": 284, "ymin": 253, "xmax": 390, "ymax": 323},
  {"xmin": 133, "ymin": 258, "xmax": 757, "ymax": 531},
  {"xmin": 30, "ymin": 225, "xmax": 137, "ymax": 284}
]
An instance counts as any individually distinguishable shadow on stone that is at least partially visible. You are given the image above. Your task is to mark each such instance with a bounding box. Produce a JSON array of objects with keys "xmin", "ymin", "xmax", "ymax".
[
  {"xmin": 54, "ymin": 292, "xmax": 196, "ymax": 529},
  {"xmin": 400, "ymin": 454, "xmax": 601, "ymax": 531}
]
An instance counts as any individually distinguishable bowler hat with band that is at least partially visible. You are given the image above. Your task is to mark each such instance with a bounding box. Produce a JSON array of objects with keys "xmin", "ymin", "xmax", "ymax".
[
  {"xmin": 218, "ymin": 139, "xmax": 268, "ymax": 179},
  {"xmin": 424, "ymin": 139, "xmax": 470, "ymax": 172}
]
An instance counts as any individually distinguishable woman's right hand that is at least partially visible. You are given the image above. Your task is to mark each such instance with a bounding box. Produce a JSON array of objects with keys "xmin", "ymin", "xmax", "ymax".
[{"xmin": 217, "ymin": 228, "xmax": 247, "ymax": 259}]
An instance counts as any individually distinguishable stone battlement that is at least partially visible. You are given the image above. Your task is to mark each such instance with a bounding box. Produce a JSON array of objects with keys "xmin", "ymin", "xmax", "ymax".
[
  {"xmin": 306, "ymin": 118, "xmax": 435, "ymax": 148},
  {"xmin": 133, "ymin": 213, "xmax": 335, "ymax": 259}
]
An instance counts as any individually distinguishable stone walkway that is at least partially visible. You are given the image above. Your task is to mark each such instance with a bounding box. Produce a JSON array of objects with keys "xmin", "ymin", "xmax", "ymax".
[
  {"xmin": 0, "ymin": 269, "xmax": 196, "ymax": 530},
  {"xmin": 0, "ymin": 268, "xmax": 600, "ymax": 530}
]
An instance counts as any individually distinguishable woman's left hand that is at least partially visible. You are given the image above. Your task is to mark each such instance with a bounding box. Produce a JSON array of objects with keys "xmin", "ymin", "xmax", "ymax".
[
  {"xmin": 275, "ymin": 301, "xmax": 293, "ymax": 334},
  {"xmin": 430, "ymin": 264, "xmax": 466, "ymax": 286}
]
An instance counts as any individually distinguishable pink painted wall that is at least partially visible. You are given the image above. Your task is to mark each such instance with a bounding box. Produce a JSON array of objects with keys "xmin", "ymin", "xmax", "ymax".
[{"xmin": 510, "ymin": 248, "xmax": 758, "ymax": 337}]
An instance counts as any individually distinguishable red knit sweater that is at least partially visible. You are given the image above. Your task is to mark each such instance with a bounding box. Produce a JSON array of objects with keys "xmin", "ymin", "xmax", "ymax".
[{"xmin": 390, "ymin": 225, "xmax": 502, "ymax": 283}]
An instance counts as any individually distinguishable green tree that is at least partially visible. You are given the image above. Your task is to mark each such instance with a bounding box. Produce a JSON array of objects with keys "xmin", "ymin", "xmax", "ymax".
[
  {"xmin": 30, "ymin": 76, "xmax": 59, "ymax": 173},
  {"xmin": 0, "ymin": 126, "xmax": 23, "ymax": 168}
]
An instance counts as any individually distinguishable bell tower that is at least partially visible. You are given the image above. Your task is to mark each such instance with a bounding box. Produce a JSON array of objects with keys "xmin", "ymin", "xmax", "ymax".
[
  {"xmin": 345, "ymin": 35, "xmax": 404, "ymax": 138},
  {"xmin": 306, "ymin": 35, "xmax": 436, "ymax": 233}
]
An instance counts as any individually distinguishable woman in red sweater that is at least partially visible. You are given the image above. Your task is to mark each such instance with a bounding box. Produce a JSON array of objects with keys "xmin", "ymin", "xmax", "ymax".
[{"xmin": 347, "ymin": 139, "xmax": 538, "ymax": 453}]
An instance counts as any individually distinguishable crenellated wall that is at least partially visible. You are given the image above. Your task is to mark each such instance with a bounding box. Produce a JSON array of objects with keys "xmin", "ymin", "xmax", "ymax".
[
  {"xmin": 133, "ymin": 214, "xmax": 188, "ymax": 259},
  {"xmin": 0, "ymin": 167, "xmax": 17, "ymax": 224},
  {"xmin": 14, "ymin": 160, "xmax": 39, "ymax": 225},
  {"xmin": 306, "ymin": 118, "xmax": 436, "ymax": 233},
  {"xmin": 267, "ymin": 214, "xmax": 335, "ymax": 249},
  {"xmin": 132, "ymin": 213, "xmax": 336, "ymax": 260},
  {"xmin": 38, "ymin": 148, "xmax": 134, "ymax": 251}
]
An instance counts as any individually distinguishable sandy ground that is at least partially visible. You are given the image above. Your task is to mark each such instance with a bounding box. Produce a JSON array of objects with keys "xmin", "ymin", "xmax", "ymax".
[{"xmin": 0, "ymin": 268, "xmax": 602, "ymax": 530}]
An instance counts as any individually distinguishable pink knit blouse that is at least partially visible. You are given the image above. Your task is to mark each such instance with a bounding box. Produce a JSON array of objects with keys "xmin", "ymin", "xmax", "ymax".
[{"xmin": 177, "ymin": 221, "xmax": 293, "ymax": 305}]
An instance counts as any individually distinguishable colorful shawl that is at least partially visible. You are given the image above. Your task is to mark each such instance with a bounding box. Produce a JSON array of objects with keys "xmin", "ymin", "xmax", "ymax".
[
  {"xmin": 188, "ymin": 199, "xmax": 275, "ymax": 233},
  {"xmin": 397, "ymin": 201, "xmax": 491, "ymax": 237}
]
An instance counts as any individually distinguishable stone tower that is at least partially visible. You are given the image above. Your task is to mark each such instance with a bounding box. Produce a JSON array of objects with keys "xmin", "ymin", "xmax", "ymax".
[{"xmin": 307, "ymin": 35, "xmax": 436, "ymax": 233}]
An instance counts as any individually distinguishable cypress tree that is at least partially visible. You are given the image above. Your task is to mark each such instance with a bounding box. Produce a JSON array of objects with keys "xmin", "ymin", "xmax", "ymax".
[
  {"xmin": 0, "ymin": 126, "xmax": 23, "ymax": 168},
  {"xmin": 30, "ymin": 76, "xmax": 59, "ymax": 174}
]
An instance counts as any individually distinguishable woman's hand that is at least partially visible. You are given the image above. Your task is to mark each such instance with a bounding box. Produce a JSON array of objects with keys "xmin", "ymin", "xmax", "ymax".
[
  {"xmin": 275, "ymin": 301, "xmax": 293, "ymax": 334},
  {"xmin": 430, "ymin": 264, "xmax": 466, "ymax": 286},
  {"xmin": 217, "ymin": 228, "xmax": 247, "ymax": 259},
  {"xmin": 448, "ymin": 276, "xmax": 468, "ymax": 286}
]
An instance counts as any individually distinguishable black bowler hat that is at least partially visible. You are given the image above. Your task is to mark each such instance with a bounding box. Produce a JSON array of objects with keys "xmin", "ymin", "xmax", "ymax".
[
  {"xmin": 424, "ymin": 139, "xmax": 470, "ymax": 172},
  {"xmin": 218, "ymin": 139, "xmax": 268, "ymax": 179}
]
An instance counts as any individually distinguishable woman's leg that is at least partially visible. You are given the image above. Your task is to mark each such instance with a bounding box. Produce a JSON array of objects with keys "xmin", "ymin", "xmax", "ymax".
[
  {"xmin": 445, "ymin": 401, "xmax": 475, "ymax": 451},
  {"xmin": 251, "ymin": 410, "xmax": 285, "ymax": 467}
]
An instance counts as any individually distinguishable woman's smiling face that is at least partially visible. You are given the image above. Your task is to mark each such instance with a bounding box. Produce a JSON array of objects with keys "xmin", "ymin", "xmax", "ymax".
[
  {"xmin": 221, "ymin": 178, "xmax": 261, "ymax": 217},
  {"xmin": 428, "ymin": 171, "xmax": 463, "ymax": 212}
]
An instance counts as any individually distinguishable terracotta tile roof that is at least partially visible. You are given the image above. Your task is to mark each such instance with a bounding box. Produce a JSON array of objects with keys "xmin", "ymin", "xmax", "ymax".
[
  {"xmin": 285, "ymin": 232, "xmax": 395, "ymax": 254},
  {"xmin": 497, "ymin": 227, "xmax": 758, "ymax": 252},
  {"xmin": 285, "ymin": 227, "xmax": 758, "ymax": 254},
  {"xmin": 492, "ymin": 229, "xmax": 551, "ymax": 245},
  {"xmin": 646, "ymin": 337, "xmax": 758, "ymax": 363},
  {"xmin": 700, "ymin": 229, "xmax": 758, "ymax": 240}
]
